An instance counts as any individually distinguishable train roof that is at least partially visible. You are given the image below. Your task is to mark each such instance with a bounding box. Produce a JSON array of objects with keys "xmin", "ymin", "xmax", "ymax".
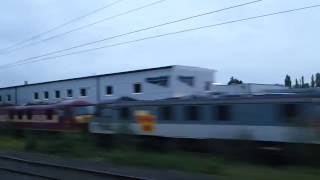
[
  {"xmin": 98, "ymin": 93, "xmax": 320, "ymax": 107},
  {"xmin": 1, "ymin": 100, "xmax": 93, "ymax": 110}
]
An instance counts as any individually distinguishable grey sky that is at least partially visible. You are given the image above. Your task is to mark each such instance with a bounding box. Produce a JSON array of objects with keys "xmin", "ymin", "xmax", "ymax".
[{"xmin": 0, "ymin": 0, "xmax": 319, "ymax": 87}]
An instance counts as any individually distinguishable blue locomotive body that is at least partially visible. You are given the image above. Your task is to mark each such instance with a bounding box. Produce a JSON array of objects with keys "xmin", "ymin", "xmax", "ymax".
[{"xmin": 90, "ymin": 94, "xmax": 320, "ymax": 144}]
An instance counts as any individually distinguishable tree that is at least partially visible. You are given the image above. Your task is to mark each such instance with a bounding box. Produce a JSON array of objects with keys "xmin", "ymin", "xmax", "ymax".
[
  {"xmin": 301, "ymin": 76, "xmax": 305, "ymax": 86},
  {"xmin": 302, "ymin": 83, "xmax": 310, "ymax": 88},
  {"xmin": 311, "ymin": 75, "xmax": 315, "ymax": 88},
  {"xmin": 284, "ymin": 75, "xmax": 292, "ymax": 88},
  {"xmin": 228, "ymin": 77, "xmax": 243, "ymax": 85},
  {"xmin": 316, "ymin": 73, "xmax": 320, "ymax": 87},
  {"xmin": 294, "ymin": 78, "xmax": 299, "ymax": 88}
]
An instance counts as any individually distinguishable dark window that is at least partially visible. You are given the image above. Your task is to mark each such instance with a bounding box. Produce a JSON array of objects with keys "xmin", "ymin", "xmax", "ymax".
[
  {"xmin": 178, "ymin": 76, "xmax": 194, "ymax": 86},
  {"xmin": 283, "ymin": 104, "xmax": 298, "ymax": 119},
  {"xmin": 0, "ymin": 96, "xmax": 2, "ymax": 102},
  {"xmin": 26, "ymin": 110, "xmax": 32, "ymax": 120},
  {"xmin": 133, "ymin": 83, "xmax": 142, "ymax": 93},
  {"xmin": 185, "ymin": 106, "xmax": 199, "ymax": 120},
  {"xmin": 106, "ymin": 86, "xmax": 113, "ymax": 95},
  {"xmin": 120, "ymin": 107, "xmax": 130, "ymax": 120},
  {"xmin": 18, "ymin": 111, "xmax": 23, "ymax": 120},
  {"xmin": 55, "ymin": 90, "xmax": 60, "ymax": 98},
  {"xmin": 80, "ymin": 88, "xmax": 87, "ymax": 96},
  {"xmin": 34, "ymin": 92, "xmax": 39, "ymax": 100},
  {"xmin": 7, "ymin": 95, "xmax": 11, "ymax": 101},
  {"xmin": 159, "ymin": 106, "xmax": 173, "ymax": 120},
  {"xmin": 146, "ymin": 76, "xmax": 169, "ymax": 87},
  {"xmin": 46, "ymin": 110, "xmax": 53, "ymax": 120},
  {"xmin": 204, "ymin": 81, "xmax": 211, "ymax": 91},
  {"xmin": 67, "ymin": 89, "xmax": 73, "ymax": 97},
  {"xmin": 44, "ymin": 91, "xmax": 49, "ymax": 99},
  {"xmin": 9, "ymin": 111, "xmax": 14, "ymax": 119},
  {"xmin": 217, "ymin": 105, "xmax": 231, "ymax": 121}
]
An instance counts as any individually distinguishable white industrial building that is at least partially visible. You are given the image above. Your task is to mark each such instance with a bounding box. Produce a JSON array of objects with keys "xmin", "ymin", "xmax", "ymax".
[
  {"xmin": 0, "ymin": 65, "xmax": 215, "ymax": 105},
  {"xmin": 211, "ymin": 83, "xmax": 288, "ymax": 95}
]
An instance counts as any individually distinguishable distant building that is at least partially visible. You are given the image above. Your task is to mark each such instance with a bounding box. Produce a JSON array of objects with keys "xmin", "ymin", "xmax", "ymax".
[
  {"xmin": 211, "ymin": 83, "xmax": 288, "ymax": 95},
  {"xmin": 0, "ymin": 65, "xmax": 215, "ymax": 105}
]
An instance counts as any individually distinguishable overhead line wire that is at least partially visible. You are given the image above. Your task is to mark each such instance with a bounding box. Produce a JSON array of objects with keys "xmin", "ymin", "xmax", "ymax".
[
  {"xmin": 1, "ymin": 4, "xmax": 319, "ymax": 69},
  {"xmin": 2, "ymin": 0, "xmax": 167, "ymax": 54},
  {"xmin": 0, "ymin": 0, "xmax": 125, "ymax": 53},
  {"xmin": 1, "ymin": 0, "xmax": 262, "ymax": 65}
]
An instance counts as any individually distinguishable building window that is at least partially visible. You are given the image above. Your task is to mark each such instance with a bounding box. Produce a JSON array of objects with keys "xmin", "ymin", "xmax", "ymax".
[
  {"xmin": 159, "ymin": 106, "xmax": 173, "ymax": 120},
  {"xmin": 34, "ymin": 92, "xmax": 39, "ymax": 100},
  {"xmin": 106, "ymin": 86, "xmax": 113, "ymax": 95},
  {"xmin": 67, "ymin": 89, "xmax": 73, "ymax": 97},
  {"xmin": 133, "ymin": 83, "xmax": 142, "ymax": 93},
  {"xmin": 55, "ymin": 90, "xmax": 60, "ymax": 98},
  {"xmin": 178, "ymin": 76, "xmax": 194, "ymax": 86},
  {"xmin": 146, "ymin": 76, "xmax": 169, "ymax": 87},
  {"xmin": 217, "ymin": 105, "xmax": 231, "ymax": 121},
  {"xmin": 80, "ymin": 88, "xmax": 87, "ymax": 97},
  {"xmin": 119, "ymin": 107, "xmax": 130, "ymax": 120},
  {"xmin": 44, "ymin": 91, "xmax": 49, "ymax": 99},
  {"xmin": 0, "ymin": 95, "xmax": 2, "ymax": 102},
  {"xmin": 7, "ymin": 95, "xmax": 11, "ymax": 102},
  {"xmin": 185, "ymin": 106, "xmax": 199, "ymax": 120},
  {"xmin": 204, "ymin": 81, "xmax": 211, "ymax": 91}
]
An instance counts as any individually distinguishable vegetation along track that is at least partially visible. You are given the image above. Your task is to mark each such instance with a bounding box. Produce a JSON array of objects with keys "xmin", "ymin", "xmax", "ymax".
[{"xmin": 0, "ymin": 154, "xmax": 147, "ymax": 180}]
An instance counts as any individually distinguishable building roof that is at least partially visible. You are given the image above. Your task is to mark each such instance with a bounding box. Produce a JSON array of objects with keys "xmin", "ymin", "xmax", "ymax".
[
  {"xmin": 0, "ymin": 65, "xmax": 175, "ymax": 90},
  {"xmin": 212, "ymin": 83, "xmax": 285, "ymax": 87}
]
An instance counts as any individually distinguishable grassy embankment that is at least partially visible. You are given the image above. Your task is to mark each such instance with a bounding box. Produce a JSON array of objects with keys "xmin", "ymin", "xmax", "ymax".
[{"xmin": 0, "ymin": 132, "xmax": 319, "ymax": 180}]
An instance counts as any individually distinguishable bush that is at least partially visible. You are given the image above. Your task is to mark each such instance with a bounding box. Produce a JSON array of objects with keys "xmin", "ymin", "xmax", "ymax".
[{"xmin": 24, "ymin": 134, "xmax": 38, "ymax": 151}]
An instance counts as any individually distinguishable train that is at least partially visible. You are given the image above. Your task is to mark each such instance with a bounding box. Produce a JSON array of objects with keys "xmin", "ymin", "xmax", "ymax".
[
  {"xmin": 90, "ymin": 94, "xmax": 320, "ymax": 145},
  {"xmin": 1, "ymin": 94, "xmax": 320, "ymax": 145},
  {"xmin": 0, "ymin": 100, "xmax": 94, "ymax": 132}
]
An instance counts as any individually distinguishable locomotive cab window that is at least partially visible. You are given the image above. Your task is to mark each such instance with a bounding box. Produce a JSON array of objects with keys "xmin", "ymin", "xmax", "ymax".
[
  {"xmin": 283, "ymin": 104, "xmax": 299, "ymax": 120},
  {"xmin": 159, "ymin": 106, "xmax": 173, "ymax": 120},
  {"xmin": 119, "ymin": 107, "xmax": 130, "ymax": 120},
  {"xmin": 74, "ymin": 106, "xmax": 95, "ymax": 115},
  {"xmin": 185, "ymin": 106, "xmax": 199, "ymax": 121},
  {"xmin": 217, "ymin": 105, "xmax": 231, "ymax": 121}
]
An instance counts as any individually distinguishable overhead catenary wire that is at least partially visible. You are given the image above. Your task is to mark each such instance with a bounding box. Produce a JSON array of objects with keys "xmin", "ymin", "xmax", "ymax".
[
  {"xmin": 2, "ymin": 0, "xmax": 167, "ymax": 54},
  {"xmin": 0, "ymin": 0, "xmax": 125, "ymax": 53},
  {"xmin": 1, "ymin": 4, "xmax": 319, "ymax": 70},
  {"xmin": 2, "ymin": 0, "xmax": 262, "ymax": 65}
]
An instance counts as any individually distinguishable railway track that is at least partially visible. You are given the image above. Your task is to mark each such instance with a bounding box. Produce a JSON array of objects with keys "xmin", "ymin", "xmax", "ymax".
[{"xmin": 0, "ymin": 154, "xmax": 147, "ymax": 180}]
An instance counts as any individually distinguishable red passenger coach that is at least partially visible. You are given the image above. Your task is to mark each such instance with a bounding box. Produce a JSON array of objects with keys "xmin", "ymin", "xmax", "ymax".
[{"xmin": 0, "ymin": 100, "xmax": 95, "ymax": 132}]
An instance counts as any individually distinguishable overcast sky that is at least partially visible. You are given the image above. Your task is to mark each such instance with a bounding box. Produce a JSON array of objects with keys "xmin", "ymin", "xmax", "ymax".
[{"xmin": 0, "ymin": 0, "xmax": 319, "ymax": 87}]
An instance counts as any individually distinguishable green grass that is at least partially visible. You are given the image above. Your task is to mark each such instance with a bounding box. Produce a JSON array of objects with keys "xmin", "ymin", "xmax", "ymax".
[
  {"xmin": 99, "ymin": 149, "xmax": 222, "ymax": 174},
  {"xmin": 0, "ymin": 132, "xmax": 319, "ymax": 179},
  {"xmin": 0, "ymin": 136, "xmax": 24, "ymax": 151},
  {"xmin": 222, "ymin": 164, "xmax": 320, "ymax": 180}
]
